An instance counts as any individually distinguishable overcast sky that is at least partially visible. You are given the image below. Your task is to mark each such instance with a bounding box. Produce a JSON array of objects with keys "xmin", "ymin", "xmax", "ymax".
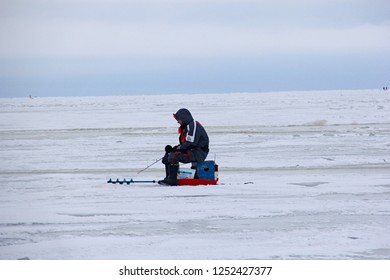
[{"xmin": 1, "ymin": 0, "xmax": 389, "ymax": 97}]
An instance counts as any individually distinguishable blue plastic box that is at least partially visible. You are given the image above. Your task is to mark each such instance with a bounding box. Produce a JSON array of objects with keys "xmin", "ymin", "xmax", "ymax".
[{"xmin": 197, "ymin": 161, "xmax": 215, "ymax": 180}]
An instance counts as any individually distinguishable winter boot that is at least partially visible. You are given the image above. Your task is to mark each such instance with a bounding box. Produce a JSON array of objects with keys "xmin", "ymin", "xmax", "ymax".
[{"xmin": 158, "ymin": 164, "xmax": 179, "ymax": 186}]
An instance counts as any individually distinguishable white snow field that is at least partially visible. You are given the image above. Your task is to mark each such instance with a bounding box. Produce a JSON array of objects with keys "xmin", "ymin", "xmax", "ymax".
[{"xmin": 0, "ymin": 89, "xmax": 389, "ymax": 260}]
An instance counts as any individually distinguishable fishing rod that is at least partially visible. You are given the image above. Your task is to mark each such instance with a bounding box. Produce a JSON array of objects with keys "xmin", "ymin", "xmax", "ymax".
[
  {"xmin": 136, "ymin": 145, "xmax": 174, "ymax": 174},
  {"xmin": 136, "ymin": 156, "xmax": 164, "ymax": 174}
]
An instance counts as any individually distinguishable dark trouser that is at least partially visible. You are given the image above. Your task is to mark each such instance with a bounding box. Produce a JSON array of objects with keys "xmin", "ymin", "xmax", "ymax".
[{"xmin": 164, "ymin": 148, "xmax": 208, "ymax": 165}]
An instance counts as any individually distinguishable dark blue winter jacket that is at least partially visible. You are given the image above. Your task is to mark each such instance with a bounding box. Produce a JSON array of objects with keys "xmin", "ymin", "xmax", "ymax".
[{"xmin": 174, "ymin": 108, "xmax": 209, "ymax": 161}]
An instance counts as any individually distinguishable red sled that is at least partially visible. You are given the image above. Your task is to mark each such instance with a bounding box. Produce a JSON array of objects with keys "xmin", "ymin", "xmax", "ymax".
[{"xmin": 177, "ymin": 178, "xmax": 219, "ymax": 186}]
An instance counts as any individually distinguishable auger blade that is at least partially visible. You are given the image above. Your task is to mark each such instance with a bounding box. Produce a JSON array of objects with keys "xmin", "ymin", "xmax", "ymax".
[{"xmin": 107, "ymin": 178, "xmax": 156, "ymax": 184}]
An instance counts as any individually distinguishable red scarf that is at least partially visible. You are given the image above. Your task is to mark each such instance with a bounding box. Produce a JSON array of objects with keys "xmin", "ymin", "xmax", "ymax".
[{"xmin": 178, "ymin": 126, "xmax": 186, "ymax": 144}]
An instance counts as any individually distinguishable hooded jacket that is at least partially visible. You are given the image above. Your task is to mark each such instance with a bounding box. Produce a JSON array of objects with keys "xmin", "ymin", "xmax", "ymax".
[{"xmin": 174, "ymin": 108, "xmax": 209, "ymax": 160}]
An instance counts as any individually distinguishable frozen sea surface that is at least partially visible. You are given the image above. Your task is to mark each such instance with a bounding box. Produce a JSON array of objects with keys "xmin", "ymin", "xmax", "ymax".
[{"xmin": 0, "ymin": 90, "xmax": 389, "ymax": 259}]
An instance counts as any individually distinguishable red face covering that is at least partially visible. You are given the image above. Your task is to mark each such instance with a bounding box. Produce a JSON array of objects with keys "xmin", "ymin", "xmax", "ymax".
[{"xmin": 178, "ymin": 126, "xmax": 186, "ymax": 144}]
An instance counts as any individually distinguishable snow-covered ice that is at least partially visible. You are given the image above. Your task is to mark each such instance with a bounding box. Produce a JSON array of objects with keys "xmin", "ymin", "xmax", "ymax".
[{"xmin": 0, "ymin": 89, "xmax": 389, "ymax": 259}]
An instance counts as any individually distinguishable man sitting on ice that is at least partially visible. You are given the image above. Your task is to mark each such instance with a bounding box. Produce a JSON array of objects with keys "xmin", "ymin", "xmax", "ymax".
[{"xmin": 158, "ymin": 108, "xmax": 209, "ymax": 186}]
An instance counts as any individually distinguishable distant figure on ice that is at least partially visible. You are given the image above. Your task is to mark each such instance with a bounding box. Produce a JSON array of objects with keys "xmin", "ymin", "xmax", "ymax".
[{"xmin": 158, "ymin": 108, "xmax": 209, "ymax": 186}]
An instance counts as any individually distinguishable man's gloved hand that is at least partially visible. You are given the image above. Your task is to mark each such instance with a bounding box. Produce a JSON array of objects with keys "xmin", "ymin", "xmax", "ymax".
[
  {"xmin": 165, "ymin": 145, "xmax": 173, "ymax": 153},
  {"xmin": 165, "ymin": 145, "xmax": 182, "ymax": 154}
]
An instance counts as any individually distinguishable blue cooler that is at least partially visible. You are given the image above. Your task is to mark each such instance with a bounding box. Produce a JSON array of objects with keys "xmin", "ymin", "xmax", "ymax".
[{"xmin": 197, "ymin": 161, "xmax": 215, "ymax": 180}]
